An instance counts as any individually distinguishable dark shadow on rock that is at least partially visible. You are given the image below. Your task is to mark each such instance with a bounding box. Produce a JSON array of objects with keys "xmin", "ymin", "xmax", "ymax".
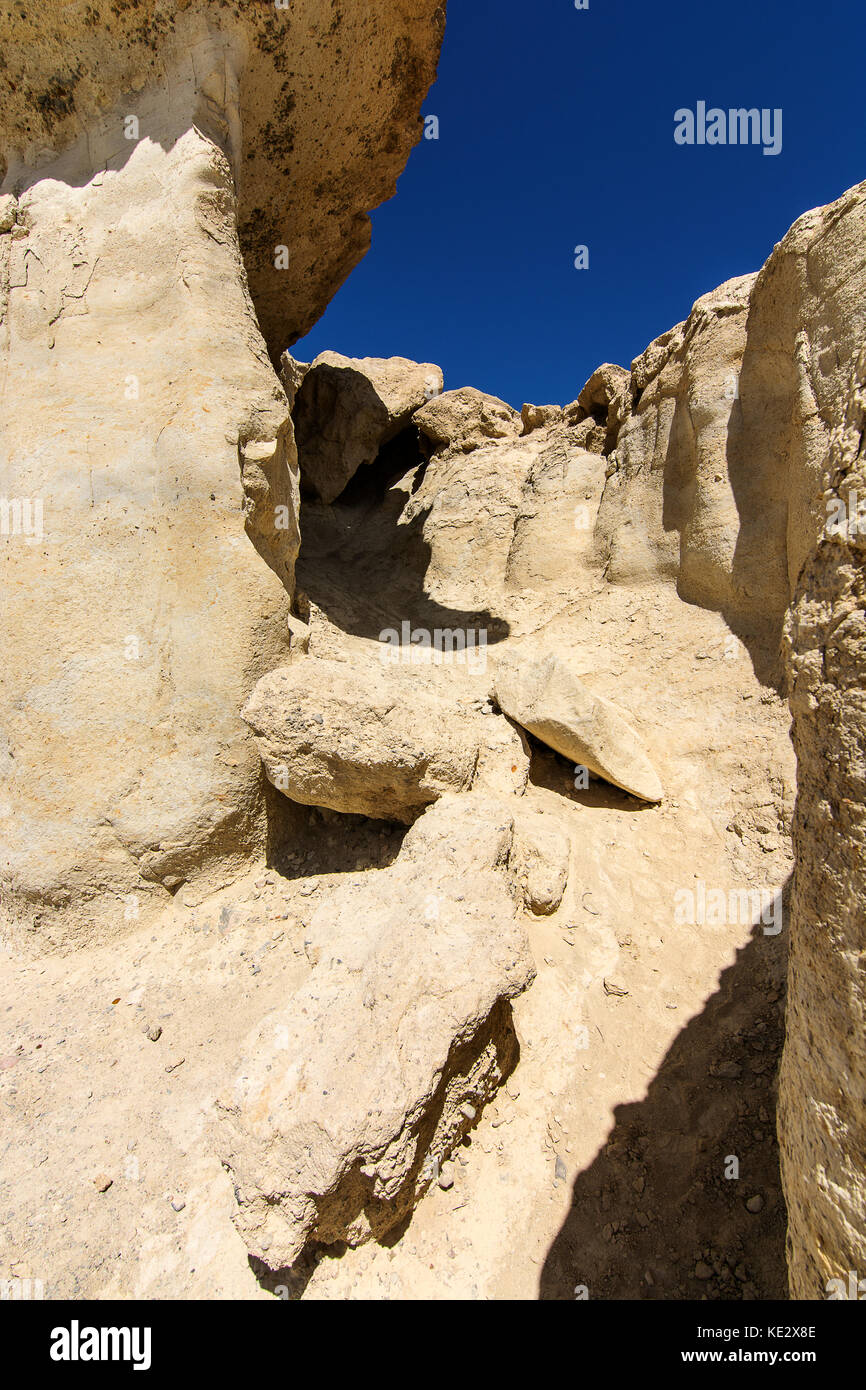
[
  {"xmin": 539, "ymin": 886, "xmax": 791, "ymax": 1300},
  {"xmin": 263, "ymin": 774, "xmax": 407, "ymax": 880},
  {"xmin": 523, "ymin": 731, "xmax": 662, "ymax": 813},
  {"xmin": 296, "ymin": 428, "xmax": 511, "ymax": 648},
  {"xmin": 294, "ymin": 363, "xmax": 391, "ymax": 503}
]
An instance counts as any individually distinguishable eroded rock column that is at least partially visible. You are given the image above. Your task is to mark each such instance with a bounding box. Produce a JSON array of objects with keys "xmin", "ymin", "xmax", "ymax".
[{"xmin": 0, "ymin": 88, "xmax": 297, "ymax": 944}]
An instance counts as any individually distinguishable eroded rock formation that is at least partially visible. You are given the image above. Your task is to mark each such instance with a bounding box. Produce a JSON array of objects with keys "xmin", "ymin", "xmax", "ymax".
[
  {"xmin": 1, "ymin": 4, "xmax": 865, "ymax": 1298},
  {"xmin": 217, "ymin": 794, "xmax": 535, "ymax": 1268},
  {"xmin": 0, "ymin": 0, "xmax": 444, "ymax": 944}
]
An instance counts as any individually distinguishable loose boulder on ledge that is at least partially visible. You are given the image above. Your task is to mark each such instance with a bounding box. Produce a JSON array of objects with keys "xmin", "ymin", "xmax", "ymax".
[
  {"xmin": 494, "ymin": 650, "xmax": 664, "ymax": 803},
  {"xmin": 241, "ymin": 655, "xmax": 528, "ymax": 822}
]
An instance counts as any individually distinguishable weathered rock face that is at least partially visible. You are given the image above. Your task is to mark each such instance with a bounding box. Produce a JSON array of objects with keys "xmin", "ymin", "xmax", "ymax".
[
  {"xmin": 596, "ymin": 274, "xmax": 758, "ymax": 610},
  {"xmin": 494, "ymin": 650, "xmax": 664, "ymax": 803},
  {"xmin": 0, "ymin": 0, "xmax": 446, "ymax": 357},
  {"xmin": 0, "ymin": 2, "xmax": 445, "ymax": 946},
  {"xmin": 597, "ymin": 181, "xmax": 866, "ymax": 647},
  {"xmin": 242, "ymin": 655, "xmax": 528, "ymax": 822},
  {"xmin": 217, "ymin": 794, "xmax": 535, "ymax": 1269},
  {"xmin": 780, "ymin": 344, "xmax": 866, "ymax": 1299},
  {"xmin": 0, "ymin": 128, "xmax": 296, "ymax": 944},
  {"xmin": 293, "ymin": 352, "xmax": 443, "ymax": 503}
]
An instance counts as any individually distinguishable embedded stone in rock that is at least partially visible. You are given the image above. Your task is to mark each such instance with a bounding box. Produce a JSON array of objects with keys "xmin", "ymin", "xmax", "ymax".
[
  {"xmin": 415, "ymin": 387, "xmax": 521, "ymax": 456},
  {"xmin": 293, "ymin": 352, "xmax": 443, "ymax": 503},
  {"xmin": 494, "ymin": 651, "xmax": 664, "ymax": 804},
  {"xmin": 242, "ymin": 657, "xmax": 510, "ymax": 822},
  {"xmin": 216, "ymin": 795, "xmax": 536, "ymax": 1269}
]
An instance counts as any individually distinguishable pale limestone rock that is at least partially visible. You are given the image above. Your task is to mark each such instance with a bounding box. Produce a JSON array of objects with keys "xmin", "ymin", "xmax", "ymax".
[
  {"xmin": 415, "ymin": 387, "xmax": 521, "ymax": 456},
  {"xmin": 397, "ymin": 433, "xmax": 534, "ymax": 614},
  {"xmin": 278, "ymin": 354, "xmax": 310, "ymax": 413},
  {"xmin": 242, "ymin": 656, "xmax": 528, "ymax": 823},
  {"xmin": 506, "ymin": 441, "xmax": 608, "ymax": 595},
  {"xmin": 596, "ymin": 275, "xmax": 756, "ymax": 608},
  {"xmin": 0, "ymin": 2, "xmax": 446, "ymax": 946},
  {"xmin": 217, "ymin": 794, "xmax": 536, "ymax": 1268},
  {"xmin": 494, "ymin": 651, "xmax": 664, "ymax": 804},
  {"xmin": 596, "ymin": 180, "xmax": 866, "ymax": 645},
  {"xmin": 562, "ymin": 412, "xmax": 608, "ymax": 453},
  {"xmin": 576, "ymin": 362, "xmax": 630, "ymax": 423},
  {"xmin": 0, "ymin": 127, "xmax": 296, "ymax": 944},
  {"xmin": 293, "ymin": 351, "xmax": 443, "ymax": 503}
]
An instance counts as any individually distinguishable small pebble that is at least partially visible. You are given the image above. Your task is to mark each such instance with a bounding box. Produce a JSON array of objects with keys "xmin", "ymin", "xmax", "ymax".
[{"xmin": 438, "ymin": 1161, "xmax": 455, "ymax": 1191}]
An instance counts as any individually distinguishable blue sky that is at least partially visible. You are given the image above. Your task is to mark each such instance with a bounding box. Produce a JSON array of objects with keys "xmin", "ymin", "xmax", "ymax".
[{"xmin": 294, "ymin": 0, "xmax": 865, "ymax": 410}]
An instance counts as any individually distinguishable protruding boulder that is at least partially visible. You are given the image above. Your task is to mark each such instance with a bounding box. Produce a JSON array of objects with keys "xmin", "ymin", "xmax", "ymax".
[
  {"xmin": 217, "ymin": 794, "xmax": 536, "ymax": 1269},
  {"xmin": 576, "ymin": 363, "xmax": 630, "ymax": 420},
  {"xmin": 0, "ymin": 1, "xmax": 446, "ymax": 356},
  {"xmin": 562, "ymin": 363, "xmax": 630, "ymax": 455},
  {"xmin": 242, "ymin": 655, "xmax": 528, "ymax": 822},
  {"xmin": 494, "ymin": 651, "xmax": 664, "ymax": 803},
  {"xmin": 415, "ymin": 387, "xmax": 521, "ymax": 456},
  {"xmin": 293, "ymin": 351, "xmax": 443, "ymax": 503}
]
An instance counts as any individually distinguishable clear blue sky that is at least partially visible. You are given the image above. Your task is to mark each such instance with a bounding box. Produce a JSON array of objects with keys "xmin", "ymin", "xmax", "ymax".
[{"xmin": 294, "ymin": 0, "xmax": 865, "ymax": 410}]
